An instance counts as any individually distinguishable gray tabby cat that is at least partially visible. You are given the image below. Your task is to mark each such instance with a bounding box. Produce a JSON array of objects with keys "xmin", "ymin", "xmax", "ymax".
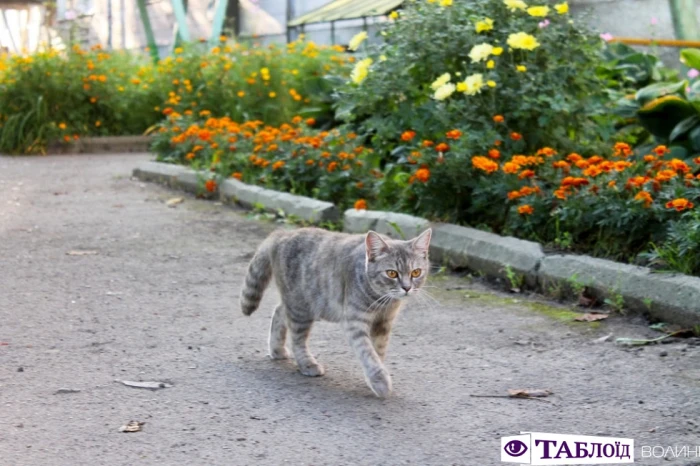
[{"xmin": 239, "ymin": 227, "xmax": 432, "ymax": 397}]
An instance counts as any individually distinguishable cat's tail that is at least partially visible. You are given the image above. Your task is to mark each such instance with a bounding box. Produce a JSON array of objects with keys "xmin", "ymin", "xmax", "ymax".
[{"xmin": 240, "ymin": 240, "xmax": 274, "ymax": 316}]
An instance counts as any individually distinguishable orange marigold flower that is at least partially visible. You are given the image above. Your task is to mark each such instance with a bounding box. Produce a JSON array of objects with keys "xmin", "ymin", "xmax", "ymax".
[
  {"xmin": 656, "ymin": 170, "xmax": 678, "ymax": 182},
  {"xmin": 510, "ymin": 132, "xmax": 522, "ymax": 141},
  {"xmin": 422, "ymin": 140, "xmax": 434, "ymax": 148},
  {"xmin": 552, "ymin": 160, "xmax": 570, "ymax": 171},
  {"xmin": 272, "ymin": 161, "xmax": 285, "ymax": 171},
  {"xmin": 502, "ymin": 162, "xmax": 520, "ymax": 174},
  {"xmin": 613, "ymin": 142, "xmax": 632, "ymax": 158},
  {"xmin": 654, "ymin": 145, "xmax": 670, "ymax": 156},
  {"xmin": 518, "ymin": 205, "xmax": 534, "ymax": 215},
  {"xmin": 292, "ymin": 116, "xmax": 303, "ymax": 124},
  {"xmin": 583, "ymin": 165, "xmax": 602, "ymax": 177},
  {"xmin": 694, "ymin": 157, "xmax": 700, "ymax": 165},
  {"xmin": 163, "ymin": 107, "xmax": 174, "ymax": 116},
  {"xmin": 507, "ymin": 190, "xmax": 522, "ymax": 200},
  {"xmin": 644, "ymin": 155, "xmax": 656, "ymax": 163},
  {"xmin": 305, "ymin": 118, "xmax": 316, "ymax": 126},
  {"xmin": 608, "ymin": 180, "xmax": 617, "ymax": 188},
  {"xmin": 588, "ymin": 155, "xmax": 604, "ymax": 164},
  {"xmin": 536, "ymin": 147, "xmax": 557, "ymax": 157},
  {"xmin": 232, "ymin": 172, "xmax": 243, "ymax": 180},
  {"xmin": 613, "ymin": 161, "xmax": 633, "ymax": 171},
  {"xmin": 626, "ymin": 176, "xmax": 649, "ymax": 189},
  {"xmin": 198, "ymin": 129, "xmax": 212, "ymax": 141},
  {"xmin": 634, "ymin": 191, "xmax": 653, "ymax": 208},
  {"xmin": 415, "ymin": 167, "xmax": 431, "ymax": 183},
  {"xmin": 488, "ymin": 149, "xmax": 500, "ymax": 160},
  {"xmin": 327, "ymin": 161, "xmax": 338, "ymax": 172},
  {"xmin": 356, "ymin": 181, "xmax": 364, "ymax": 189},
  {"xmin": 186, "ymin": 152, "xmax": 195, "ymax": 160},
  {"xmin": 446, "ymin": 129, "xmax": 462, "ymax": 140},
  {"xmin": 494, "ymin": 139, "xmax": 502, "ymax": 146},
  {"xmin": 354, "ymin": 199, "xmax": 368, "ymax": 210},
  {"xmin": 493, "ymin": 115, "xmax": 505, "ymax": 123},
  {"xmin": 575, "ymin": 160, "xmax": 590, "ymax": 169},
  {"xmin": 518, "ymin": 169, "xmax": 535, "ymax": 179},
  {"xmin": 567, "ymin": 153, "xmax": 583, "ymax": 163},
  {"xmin": 561, "ymin": 177, "xmax": 589, "ymax": 187},
  {"xmin": 305, "ymin": 159, "xmax": 315, "ymax": 166},
  {"xmin": 554, "ymin": 188, "xmax": 569, "ymax": 200},
  {"xmin": 63, "ymin": 135, "xmax": 71, "ymax": 142},
  {"xmin": 472, "ymin": 156, "xmax": 499, "ymax": 174},
  {"xmin": 667, "ymin": 158, "xmax": 690, "ymax": 173},
  {"xmin": 666, "ymin": 198, "xmax": 694, "ymax": 212},
  {"xmin": 435, "ymin": 142, "xmax": 450, "ymax": 153},
  {"xmin": 205, "ymin": 179, "xmax": 217, "ymax": 192},
  {"xmin": 320, "ymin": 151, "xmax": 331, "ymax": 158},
  {"xmin": 401, "ymin": 130, "xmax": 416, "ymax": 141}
]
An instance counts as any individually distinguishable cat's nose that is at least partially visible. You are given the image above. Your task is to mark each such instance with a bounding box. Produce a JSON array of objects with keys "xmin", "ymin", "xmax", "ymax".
[{"xmin": 402, "ymin": 285, "xmax": 411, "ymax": 293}]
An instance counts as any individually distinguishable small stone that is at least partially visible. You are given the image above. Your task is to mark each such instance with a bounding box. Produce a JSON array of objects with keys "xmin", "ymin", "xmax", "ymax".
[
  {"xmin": 659, "ymin": 351, "xmax": 668, "ymax": 357},
  {"xmin": 17, "ymin": 367, "xmax": 23, "ymax": 372}
]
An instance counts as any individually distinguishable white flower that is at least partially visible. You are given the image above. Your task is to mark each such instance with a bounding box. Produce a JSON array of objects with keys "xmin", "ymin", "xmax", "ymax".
[
  {"xmin": 433, "ymin": 83, "xmax": 456, "ymax": 100},
  {"xmin": 430, "ymin": 73, "xmax": 451, "ymax": 90},
  {"xmin": 469, "ymin": 43, "xmax": 494, "ymax": 63},
  {"xmin": 348, "ymin": 31, "xmax": 368, "ymax": 51}
]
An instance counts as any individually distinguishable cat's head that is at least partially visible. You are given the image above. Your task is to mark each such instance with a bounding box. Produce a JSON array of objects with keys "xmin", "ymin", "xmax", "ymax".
[{"xmin": 364, "ymin": 229, "xmax": 432, "ymax": 299}]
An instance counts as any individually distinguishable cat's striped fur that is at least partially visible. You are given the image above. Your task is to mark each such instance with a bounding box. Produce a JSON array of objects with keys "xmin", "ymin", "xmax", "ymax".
[{"xmin": 240, "ymin": 227, "xmax": 432, "ymax": 397}]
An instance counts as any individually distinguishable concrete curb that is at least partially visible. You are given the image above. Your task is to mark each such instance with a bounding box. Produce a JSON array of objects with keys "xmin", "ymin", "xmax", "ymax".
[
  {"xmin": 344, "ymin": 209, "xmax": 700, "ymax": 326},
  {"xmin": 133, "ymin": 160, "xmax": 700, "ymax": 327},
  {"xmin": 133, "ymin": 161, "xmax": 339, "ymax": 224},
  {"xmin": 49, "ymin": 135, "xmax": 152, "ymax": 154}
]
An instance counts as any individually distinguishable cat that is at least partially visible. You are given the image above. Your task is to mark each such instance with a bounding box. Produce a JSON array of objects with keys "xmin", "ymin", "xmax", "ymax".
[{"xmin": 239, "ymin": 227, "xmax": 432, "ymax": 398}]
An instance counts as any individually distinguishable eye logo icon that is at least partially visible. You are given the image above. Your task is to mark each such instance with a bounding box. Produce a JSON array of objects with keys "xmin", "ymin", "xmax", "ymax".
[{"xmin": 504, "ymin": 440, "xmax": 528, "ymax": 457}]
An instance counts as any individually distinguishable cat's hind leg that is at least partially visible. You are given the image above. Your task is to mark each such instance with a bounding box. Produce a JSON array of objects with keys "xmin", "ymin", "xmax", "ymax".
[
  {"xmin": 286, "ymin": 307, "xmax": 325, "ymax": 377},
  {"xmin": 268, "ymin": 303, "xmax": 289, "ymax": 360}
]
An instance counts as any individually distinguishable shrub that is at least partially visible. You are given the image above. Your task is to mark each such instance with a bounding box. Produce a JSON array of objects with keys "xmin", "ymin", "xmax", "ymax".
[{"xmin": 333, "ymin": 0, "xmax": 614, "ymax": 159}]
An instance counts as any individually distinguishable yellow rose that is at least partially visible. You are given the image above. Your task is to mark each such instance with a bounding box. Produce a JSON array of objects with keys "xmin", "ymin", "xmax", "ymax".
[
  {"xmin": 431, "ymin": 73, "xmax": 451, "ymax": 90},
  {"xmin": 527, "ymin": 5, "xmax": 550, "ymax": 17},
  {"xmin": 456, "ymin": 82, "xmax": 468, "ymax": 92},
  {"xmin": 486, "ymin": 60, "xmax": 495, "ymax": 69},
  {"xmin": 507, "ymin": 32, "xmax": 540, "ymax": 51},
  {"xmin": 469, "ymin": 43, "xmax": 494, "ymax": 63},
  {"xmin": 555, "ymin": 2, "xmax": 569, "ymax": 14},
  {"xmin": 351, "ymin": 58, "xmax": 372, "ymax": 84},
  {"xmin": 475, "ymin": 18, "xmax": 494, "ymax": 33},
  {"xmin": 434, "ymin": 83, "xmax": 456, "ymax": 100},
  {"xmin": 492, "ymin": 47, "xmax": 504, "ymax": 56},
  {"xmin": 516, "ymin": 65, "xmax": 527, "ymax": 72},
  {"xmin": 348, "ymin": 31, "xmax": 368, "ymax": 51},
  {"xmin": 504, "ymin": 0, "xmax": 528, "ymax": 11}
]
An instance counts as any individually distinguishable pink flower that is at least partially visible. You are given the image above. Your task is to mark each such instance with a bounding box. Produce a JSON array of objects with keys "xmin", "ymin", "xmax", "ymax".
[
  {"xmin": 650, "ymin": 17, "xmax": 659, "ymax": 25},
  {"xmin": 600, "ymin": 33, "xmax": 614, "ymax": 42},
  {"xmin": 688, "ymin": 69, "xmax": 700, "ymax": 79},
  {"xmin": 538, "ymin": 19, "xmax": 550, "ymax": 28}
]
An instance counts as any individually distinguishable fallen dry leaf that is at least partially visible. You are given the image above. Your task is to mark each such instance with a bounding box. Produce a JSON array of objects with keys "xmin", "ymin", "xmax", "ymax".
[
  {"xmin": 119, "ymin": 380, "xmax": 172, "ymax": 390},
  {"xmin": 119, "ymin": 421, "xmax": 145, "ymax": 433},
  {"xmin": 166, "ymin": 197, "xmax": 184, "ymax": 207},
  {"xmin": 574, "ymin": 313, "xmax": 609, "ymax": 322},
  {"xmin": 66, "ymin": 250, "xmax": 99, "ymax": 256},
  {"xmin": 508, "ymin": 389, "xmax": 553, "ymax": 398}
]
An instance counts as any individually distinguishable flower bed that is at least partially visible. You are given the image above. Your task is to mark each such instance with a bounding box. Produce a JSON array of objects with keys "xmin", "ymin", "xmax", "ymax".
[
  {"xmin": 0, "ymin": 37, "xmax": 349, "ymax": 154},
  {"xmin": 153, "ymin": 111, "xmax": 700, "ymax": 277}
]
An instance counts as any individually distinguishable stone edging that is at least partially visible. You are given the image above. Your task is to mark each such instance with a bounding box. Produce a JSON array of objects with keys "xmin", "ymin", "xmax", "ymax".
[
  {"xmin": 134, "ymin": 160, "xmax": 700, "ymax": 328},
  {"xmin": 132, "ymin": 161, "xmax": 339, "ymax": 224},
  {"xmin": 48, "ymin": 135, "xmax": 152, "ymax": 154}
]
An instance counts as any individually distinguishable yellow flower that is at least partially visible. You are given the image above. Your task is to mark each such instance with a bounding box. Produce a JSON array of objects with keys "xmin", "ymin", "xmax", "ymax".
[
  {"xmin": 475, "ymin": 18, "xmax": 494, "ymax": 33},
  {"xmin": 555, "ymin": 2, "xmax": 569, "ymax": 13},
  {"xmin": 351, "ymin": 57, "xmax": 373, "ymax": 84},
  {"xmin": 379, "ymin": 54, "xmax": 387, "ymax": 61},
  {"xmin": 174, "ymin": 47, "xmax": 183, "ymax": 54},
  {"xmin": 469, "ymin": 43, "xmax": 494, "ymax": 63},
  {"xmin": 486, "ymin": 59, "xmax": 495, "ymax": 69},
  {"xmin": 516, "ymin": 65, "xmax": 527, "ymax": 72},
  {"xmin": 58, "ymin": 122, "xmax": 67, "ymax": 130},
  {"xmin": 504, "ymin": 0, "xmax": 528, "ymax": 11},
  {"xmin": 456, "ymin": 82, "xmax": 467, "ymax": 92},
  {"xmin": 389, "ymin": 11, "xmax": 399, "ymax": 20},
  {"xmin": 433, "ymin": 83, "xmax": 456, "ymax": 100},
  {"xmin": 237, "ymin": 90, "xmax": 245, "ymax": 97},
  {"xmin": 527, "ymin": 5, "xmax": 550, "ymax": 16},
  {"xmin": 348, "ymin": 31, "xmax": 368, "ymax": 51},
  {"xmin": 269, "ymin": 91, "xmax": 276, "ymax": 98},
  {"xmin": 439, "ymin": 0, "xmax": 453, "ymax": 6},
  {"xmin": 95, "ymin": 120, "xmax": 101, "ymax": 127},
  {"xmin": 487, "ymin": 80, "xmax": 497, "ymax": 87},
  {"xmin": 507, "ymin": 32, "xmax": 540, "ymax": 50},
  {"xmin": 461, "ymin": 73, "xmax": 485, "ymax": 96},
  {"xmin": 492, "ymin": 47, "xmax": 504, "ymax": 56},
  {"xmin": 430, "ymin": 72, "xmax": 451, "ymax": 90}
]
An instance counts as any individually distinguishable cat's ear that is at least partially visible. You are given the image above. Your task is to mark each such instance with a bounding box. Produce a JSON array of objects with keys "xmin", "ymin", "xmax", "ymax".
[
  {"xmin": 365, "ymin": 230, "xmax": 389, "ymax": 262},
  {"xmin": 411, "ymin": 228, "xmax": 432, "ymax": 258}
]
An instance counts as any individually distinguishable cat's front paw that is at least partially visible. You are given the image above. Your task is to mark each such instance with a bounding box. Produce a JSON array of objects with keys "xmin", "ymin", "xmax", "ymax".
[
  {"xmin": 269, "ymin": 347, "xmax": 290, "ymax": 360},
  {"xmin": 367, "ymin": 367, "xmax": 392, "ymax": 398},
  {"xmin": 298, "ymin": 361, "xmax": 325, "ymax": 377}
]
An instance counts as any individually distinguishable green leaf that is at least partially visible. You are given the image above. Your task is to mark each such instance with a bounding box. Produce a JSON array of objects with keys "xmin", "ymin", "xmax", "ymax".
[
  {"xmin": 635, "ymin": 81, "xmax": 688, "ymax": 105},
  {"xmin": 637, "ymin": 95, "xmax": 697, "ymax": 140},
  {"xmin": 690, "ymin": 126, "xmax": 700, "ymax": 151},
  {"xmin": 670, "ymin": 115, "xmax": 700, "ymax": 142},
  {"xmin": 680, "ymin": 48, "xmax": 700, "ymax": 70}
]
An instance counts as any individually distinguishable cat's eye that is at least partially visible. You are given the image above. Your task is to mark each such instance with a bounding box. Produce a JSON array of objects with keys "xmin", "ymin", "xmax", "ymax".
[
  {"xmin": 386, "ymin": 270, "xmax": 398, "ymax": 279},
  {"xmin": 411, "ymin": 269, "xmax": 422, "ymax": 278}
]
